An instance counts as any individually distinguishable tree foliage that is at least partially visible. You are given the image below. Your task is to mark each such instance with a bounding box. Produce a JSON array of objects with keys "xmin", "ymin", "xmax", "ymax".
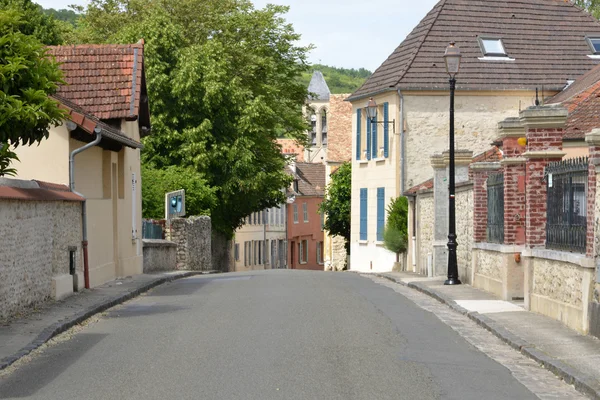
[
  {"xmin": 0, "ymin": 0, "xmax": 67, "ymax": 45},
  {"xmin": 383, "ymin": 197, "xmax": 409, "ymax": 260},
  {"xmin": 573, "ymin": 0, "xmax": 600, "ymax": 18},
  {"xmin": 141, "ymin": 164, "xmax": 216, "ymax": 219},
  {"xmin": 0, "ymin": 10, "xmax": 66, "ymax": 155},
  {"xmin": 72, "ymin": 0, "xmax": 311, "ymax": 238},
  {"xmin": 319, "ymin": 162, "xmax": 351, "ymax": 253},
  {"xmin": 300, "ymin": 64, "xmax": 371, "ymax": 94},
  {"xmin": 42, "ymin": 8, "xmax": 79, "ymax": 26}
]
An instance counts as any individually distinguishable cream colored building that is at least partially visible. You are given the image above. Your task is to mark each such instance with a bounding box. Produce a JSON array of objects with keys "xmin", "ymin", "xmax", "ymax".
[
  {"xmin": 233, "ymin": 206, "xmax": 287, "ymax": 271},
  {"xmin": 13, "ymin": 42, "xmax": 149, "ymax": 288},
  {"xmin": 346, "ymin": 0, "xmax": 600, "ymax": 273}
]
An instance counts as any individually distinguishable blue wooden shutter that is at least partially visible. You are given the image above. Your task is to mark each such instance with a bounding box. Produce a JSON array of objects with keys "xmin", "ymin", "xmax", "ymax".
[
  {"xmin": 366, "ymin": 118, "xmax": 372, "ymax": 160},
  {"xmin": 377, "ymin": 187, "xmax": 385, "ymax": 241},
  {"xmin": 360, "ymin": 188, "xmax": 368, "ymax": 240},
  {"xmin": 383, "ymin": 103, "xmax": 389, "ymax": 158},
  {"xmin": 372, "ymin": 111, "xmax": 378, "ymax": 158},
  {"xmin": 356, "ymin": 110, "xmax": 361, "ymax": 160}
]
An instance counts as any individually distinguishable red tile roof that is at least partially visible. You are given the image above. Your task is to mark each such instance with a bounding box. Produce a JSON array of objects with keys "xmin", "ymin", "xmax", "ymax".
[
  {"xmin": 0, "ymin": 180, "xmax": 84, "ymax": 202},
  {"xmin": 472, "ymin": 146, "xmax": 502, "ymax": 163},
  {"xmin": 47, "ymin": 42, "xmax": 145, "ymax": 121},
  {"xmin": 548, "ymin": 64, "xmax": 600, "ymax": 139},
  {"xmin": 405, "ymin": 178, "xmax": 433, "ymax": 194},
  {"xmin": 349, "ymin": 0, "xmax": 600, "ymax": 100},
  {"xmin": 288, "ymin": 162, "xmax": 326, "ymax": 197}
]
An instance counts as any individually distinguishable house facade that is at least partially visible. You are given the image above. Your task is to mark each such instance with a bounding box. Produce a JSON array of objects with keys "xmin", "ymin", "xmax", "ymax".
[
  {"xmin": 233, "ymin": 205, "xmax": 287, "ymax": 271},
  {"xmin": 346, "ymin": 0, "xmax": 600, "ymax": 273},
  {"xmin": 287, "ymin": 163, "xmax": 326, "ymax": 270},
  {"xmin": 13, "ymin": 42, "xmax": 149, "ymax": 288}
]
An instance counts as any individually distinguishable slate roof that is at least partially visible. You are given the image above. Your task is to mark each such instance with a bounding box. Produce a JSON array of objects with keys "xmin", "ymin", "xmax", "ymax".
[
  {"xmin": 47, "ymin": 42, "xmax": 147, "ymax": 121},
  {"xmin": 308, "ymin": 71, "xmax": 331, "ymax": 101},
  {"xmin": 547, "ymin": 63, "xmax": 600, "ymax": 139},
  {"xmin": 289, "ymin": 162, "xmax": 326, "ymax": 197},
  {"xmin": 349, "ymin": 0, "xmax": 600, "ymax": 100}
]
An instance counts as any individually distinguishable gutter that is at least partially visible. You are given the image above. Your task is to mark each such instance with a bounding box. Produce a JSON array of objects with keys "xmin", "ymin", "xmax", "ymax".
[
  {"xmin": 397, "ymin": 89, "xmax": 405, "ymax": 194},
  {"xmin": 70, "ymin": 127, "xmax": 103, "ymax": 289}
]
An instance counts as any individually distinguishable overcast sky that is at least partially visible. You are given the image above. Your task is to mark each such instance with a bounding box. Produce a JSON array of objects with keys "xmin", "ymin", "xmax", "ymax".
[{"xmin": 34, "ymin": 0, "xmax": 440, "ymax": 71}]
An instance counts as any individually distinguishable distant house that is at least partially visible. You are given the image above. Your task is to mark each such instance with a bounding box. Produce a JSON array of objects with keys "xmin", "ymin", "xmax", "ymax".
[
  {"xmin": 287, "ymin": 162, "xmax": 326, "ymax": 270},
  {"xmin": 13, "ymin": 42, "xmax": 150, "ymax": 288},
  {"xmin": 346, "ymin": 0, "xmax": 600, "ymax": 273}
]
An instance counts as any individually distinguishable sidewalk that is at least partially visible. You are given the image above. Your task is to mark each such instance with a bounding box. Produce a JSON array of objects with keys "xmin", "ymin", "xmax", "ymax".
[
  {"xmin": 0, "ymin": 270, "xmax": 217, "ymax": 371},
  {"xmin": 375, "ymin": 271, "xmax": 600, "ymax": 400}
]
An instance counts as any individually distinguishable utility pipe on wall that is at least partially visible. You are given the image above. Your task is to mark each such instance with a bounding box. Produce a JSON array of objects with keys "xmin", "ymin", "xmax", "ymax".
[
  {"xmin": 397, "ymin": 89, "xmax": 405, "ymax": 194},
  {"xmin": 70, "ymin": 127, "xmax": 103, "ymax": 289}
]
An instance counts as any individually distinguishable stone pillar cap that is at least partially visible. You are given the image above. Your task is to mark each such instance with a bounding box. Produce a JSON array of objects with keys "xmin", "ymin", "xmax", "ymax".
[
  {"xmin": 430, "ymin": 153, "xmax": 445, "ymax": 169},
  {"xmin": 586, "ymin": 128, "xmax": 600, "ymax": 146},
  {"xmin": 498, "ymin": 117, "xmax": 525, "ymax": 137},
  {"xmin": 519, "ymin": 104, "xmax": 568, "ymax": 130},
  {"xmin": 443, "ymin": 149, "xmax": 473, "ymax": 166},
  {"xmin": 470, "ymin": 161, "xmax": 501, "ymax": 171}
]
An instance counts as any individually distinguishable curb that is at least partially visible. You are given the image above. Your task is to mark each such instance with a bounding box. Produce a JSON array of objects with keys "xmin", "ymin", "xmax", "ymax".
[
  {"xmin": 0, "ymin": 270, "xmax": 218, "ymax": 372},
  {"xmin": 374, "ymin": 273, "xmax": 600, "ymax": 400}
]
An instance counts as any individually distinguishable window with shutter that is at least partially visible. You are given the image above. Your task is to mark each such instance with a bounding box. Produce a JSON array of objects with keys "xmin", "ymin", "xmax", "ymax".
[
  {"xmin": 383, "ymin": 103, "xmax": 389, "ymax": 158},
  {"xmin": 356, "ymin": 110, "xmax": 361, "ymax": 160},
  {"xmin": 377, "ymin": 188, "xmax": 385, "ymax": 241},
  {"xmin": 360, "ymin": 188, "xmax": 368, "ymax": 240}
]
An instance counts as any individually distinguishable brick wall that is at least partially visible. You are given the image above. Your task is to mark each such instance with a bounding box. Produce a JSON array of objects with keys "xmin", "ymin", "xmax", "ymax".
[{"xmin": 277, "ymin": 139, "xmax": 305, "ymax": 162}]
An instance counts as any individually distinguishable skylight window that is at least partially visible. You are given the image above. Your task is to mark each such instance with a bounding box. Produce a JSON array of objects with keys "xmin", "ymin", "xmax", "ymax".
[
  {"xmin": 479, "ymin": 37, "xmax": 507, "ymax": 57},
  {"xmin": 587, "ymin": 37, "xmax": 600, "ymax": 54}
]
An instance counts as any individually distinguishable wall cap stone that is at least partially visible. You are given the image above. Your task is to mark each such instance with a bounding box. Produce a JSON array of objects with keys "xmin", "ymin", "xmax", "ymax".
[
  {"xmin": 498, "ymin": 117, "xmax": 525, "ymax": 138},
  {"xmin": 443, "ymin": 149, "xmax": 474, "ymax": 166},
  {"xmin": 522, "ymin": 150, "xmax": 566, "ymax": 159},
  {"xmin": 520, "ymin": 105, "xmax": 568, "ymax": 130},
  {"xmin": 521, "ymin": 248, "xmax": 594, "ymax": 269},
  {"xmin": 585, "ymin": 129, "xmax": 600, "ymax": 146},
  {"xmin": 473, "ymin": 242, "xmax": 526, "ymax": 253},
  {"xmin": 500, "ymin": 157, "xmax": 526, "ymax": 165},
  {"xmin": 471, "ymin": 162, "xmax": 501, "ymax": 171},
  {"xmin": 430, "ymin": 154, "xmax": 445, "ymax": 169},
  {"xmin": 143, "ymin": 239, "xmax": 177, "ymax": 248}
]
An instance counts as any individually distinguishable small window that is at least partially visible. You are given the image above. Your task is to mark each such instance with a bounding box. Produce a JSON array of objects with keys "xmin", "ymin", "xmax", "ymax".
[
  {"xmin": 299, "ymin": 240, "xmax": 308, "ymax": 264},
  {"xmin": 235, "ymin": 243, "xmax": 240, "ymax": 262},
  {"xmin": 303, "ymin": 202, "xmax": 308, "ymax": 222},
  {"xmin": 317, "ymin": 241, "xmax": 324, "ymax": 265},
  {"xmin": 479, "ymin": 37, "xmax": 507, "ymax": 56},
  {"xmin": 293, "ymin": 204, "xmax": 298, "ymax": 223},
  {"xmin": 587, "ymin": 37, "xmax": 600, "ymax": 54}
]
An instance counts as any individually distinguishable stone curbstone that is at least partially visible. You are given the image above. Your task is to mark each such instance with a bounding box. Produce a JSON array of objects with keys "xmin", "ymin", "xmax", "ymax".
[
  {"xmin": 0, "ymin": 271, "xmax": 217, "ymax": 372},
  {"xmin": 372, "ymin": 273, "xmax": 600, "ymax": 400}
]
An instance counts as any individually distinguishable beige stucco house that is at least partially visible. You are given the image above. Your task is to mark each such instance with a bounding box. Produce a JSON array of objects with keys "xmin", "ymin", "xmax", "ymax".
[
  {"xmin": 346, "ymin": 0, "xmax": 600, "ymax": 273},
  {"xmin": 13, "ymin": 42, "xmax": 150, "ymax": 289}
]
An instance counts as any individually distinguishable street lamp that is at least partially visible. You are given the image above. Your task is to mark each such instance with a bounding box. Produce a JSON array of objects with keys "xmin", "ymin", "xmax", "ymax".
[
  {"xmin": 443, "ymin": 42, "xmax": 462, "ymax": 286},
  {"xmin": 364, "ymin": 97, "xmax": 396, "ymax": 133}
]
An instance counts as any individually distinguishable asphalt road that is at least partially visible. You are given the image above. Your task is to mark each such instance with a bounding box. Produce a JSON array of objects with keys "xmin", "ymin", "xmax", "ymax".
[{"xmin": 0, "ymin": 271, "xmax": 546, "ymax": 399}]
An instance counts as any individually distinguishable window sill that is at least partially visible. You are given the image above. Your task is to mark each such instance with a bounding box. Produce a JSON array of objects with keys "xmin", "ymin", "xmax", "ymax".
[
  {"xmin": 358, "ymin": 240, "xmax": 368, "ymax": 245},
  {"xmin": 357, "ymin": 160, "xmax": 369, "ymax": 165},
  {"xmin": 478, "ymin": 56, "xmax": 515, "ymax": 61},
  {"xmin": 374, "ymin": 158, "xmax": 387, "ymax": 164},
  {"xmin": 375, "ymin": 241, "xmax": 384, "ymax": 246}
]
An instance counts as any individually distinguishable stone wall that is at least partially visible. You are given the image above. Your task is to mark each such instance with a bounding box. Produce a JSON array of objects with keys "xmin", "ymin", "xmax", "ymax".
[
  {"xmin": 533, "ymin": 259, "xmax": 583, "ymax": 308},
  {"xmin": 142, "ymin": 239, "xmax": 177, "ymax": 272},
  {"xmin": 417, "ymin": 193, "xmax": 434, "ymax": 275},
  {"xmin": 0, "ymin": 199, "xmax": 82, "ymax": 320},
  {"xmin": 327, "ymin": 94, "xmax": 352, "ymax": 162},
  {"xmin": 166, "ymin": 216, "xmax": 212, "ymax": 271},
  {"xmin": 456, "ymin": 184, "xmax": 474, "ymax": 284},
  {"xmin": 330, "ymin": 235, "xmax": 347, "ymax": 271}
]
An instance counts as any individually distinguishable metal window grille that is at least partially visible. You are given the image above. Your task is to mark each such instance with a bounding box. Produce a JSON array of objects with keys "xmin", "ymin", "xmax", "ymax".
[
  {"xmin": 486, "ymin": 173, "xmax": 504, "ymax": 244},
  {"xmin": 546, "ymin": 157, "xmax": 588, "ymax": 253}
]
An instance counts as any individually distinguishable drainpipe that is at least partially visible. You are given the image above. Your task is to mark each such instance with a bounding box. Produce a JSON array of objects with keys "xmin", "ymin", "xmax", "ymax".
[
  {"xmin": 397, "ymin": 89, "xmax": 405, "ymax": 194},
  {"xmin": 70, "ymin": 127, "xmax": 103, "ymax": 289}
]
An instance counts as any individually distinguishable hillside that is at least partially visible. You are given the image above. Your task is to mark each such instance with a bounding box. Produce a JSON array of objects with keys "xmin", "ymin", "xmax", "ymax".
[
  {"xmin": 300, "ymin": 64, "xmax": 371, "ymax": 95},
  {"xmin": 42, "ymin": 7, "xmax": 79, "ymax": 26}
]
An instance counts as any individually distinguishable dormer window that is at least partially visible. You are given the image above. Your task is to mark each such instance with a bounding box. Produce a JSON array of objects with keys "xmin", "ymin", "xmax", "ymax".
[
  {"xmin": 479, "ymin": 37, "xmax": 507, "ymax": 57},
  {"xmin": 586, "ymin": 37, "xmax": 600, "ymax": 54}
]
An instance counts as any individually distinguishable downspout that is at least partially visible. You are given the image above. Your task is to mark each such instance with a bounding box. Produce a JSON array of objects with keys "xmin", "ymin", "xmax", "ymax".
[
  {"xmin": 409, "ymin": 193, "xmax": 417, "ymax": 269},
  {"xmin": 70, "ymin": 127, "xmax": 103, "ymax": 289},
  {"xmin": 397, "ymin": 89, "xmax": 405, "ymax": 194}
]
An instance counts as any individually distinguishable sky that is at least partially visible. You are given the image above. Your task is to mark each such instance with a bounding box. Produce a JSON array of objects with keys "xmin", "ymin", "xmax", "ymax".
[{"xmin": 34, "ymin": 0, "xmax": 440, "ymax": 71}]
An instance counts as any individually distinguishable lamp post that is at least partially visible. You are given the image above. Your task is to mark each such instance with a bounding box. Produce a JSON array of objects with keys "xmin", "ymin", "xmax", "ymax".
[{"xmin": 443, "ymin": 42, "xmax": 462, "ymax": 285}]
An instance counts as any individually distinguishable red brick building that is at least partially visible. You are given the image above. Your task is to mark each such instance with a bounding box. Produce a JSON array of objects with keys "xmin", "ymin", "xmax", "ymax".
[{"xmin": 287, "ymin": 162, "xmax": 325, "ymax": 270}]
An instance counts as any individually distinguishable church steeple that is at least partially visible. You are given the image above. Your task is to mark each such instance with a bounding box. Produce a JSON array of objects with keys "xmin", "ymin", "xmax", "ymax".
[{"xmin": 307, "ymin": 71, "xmax": 331, "ymax": 101}]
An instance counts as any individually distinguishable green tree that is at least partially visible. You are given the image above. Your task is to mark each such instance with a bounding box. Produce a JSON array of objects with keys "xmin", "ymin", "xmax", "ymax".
[
  {"xmin": 73, "ymin": 0, "xmax": 311, "ymax": 238},
  {"xmin": 319, "ymin": 162, "xmax": 351, "ymax": 253},
  {"xmin": 574, "ymin": 0, "xmax": 600, "ymax": 18},
  {"xmin": 0, "ymin": 0, "xmax": 66, "ymax": 45},
  {"xmin": 0, "ymin": 10, "xmax": 66, "ymax": 175},
  {"xmin": 383, "ymin": 197, "xmax": 408, "ymax": 262},
  {"xmin": 141, "ymin": 164, "xmax": 216, "ymax": 219}
]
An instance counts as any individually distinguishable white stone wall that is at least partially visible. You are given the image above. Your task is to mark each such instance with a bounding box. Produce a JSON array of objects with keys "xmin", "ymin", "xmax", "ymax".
[
  {"xmin": 456, "ymin": 186, "xmax": 474, "ymax": 283},
  {"xmin": 0, "ymin": 200, "xmax": 82, "ymax": 320},
  {"xmin": 533, "ymin": 259, "xmax": 583, "ymax": 307},
  {"xmin": 476, "ymin": 250, "xmax": 504, "ymax": 281},
  {"xmin": 404, "ymin": 93, "xmax": 536, "ymax": 188},
  {"xmin": 417, "ymin": 194, "xmax": 434, "ymax": 275}
]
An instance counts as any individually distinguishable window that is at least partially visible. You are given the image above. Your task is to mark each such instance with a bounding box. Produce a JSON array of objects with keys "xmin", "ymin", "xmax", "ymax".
[
  {"xmin": 317, "ymin": 241, "xmax": 324, "ymax": 265},
  {"xmin": 265, "ymin": 240, "xmax": 269, "ymax": 264},
  {"xmin": 258, "ymin": 241, "xmax": 262, "ymax": 265},
  {"xmin": 253, "ymin": 241, "xmax": 257, "ymax": 265},
  {"xmin": 356, "ymin": 109, "xmax": 362, "ymax": 160},
  {"xmin": 371, "ymin": 109, "xmax": 378, "ymax": 158},
  {"xmin": 321, "ymin": 109, "xmax": 328, "ymax": 145},
  {"xmin": 310, "ymin": 114, "xmax": 317, "ymax": 145},
  {"xmin": 383, "ymin": 102, "xmax": 389, "ymax": 158},
  {"xmin": 478, "ymin": 37, "xmax": 507, "ymax": 57},
  {"xmin": 303, "ymin": 202, "xmax": 308, "ymax": 222},
  {"xmin": 587, "ymin": 37, "xmax": 600, "ymax": 54},
  {"xmin": 293, "ymin": 204, "xmax": 298, "ymax": 223},
  {"xmin": 293, "ymin": 179, "xmax": 299, "ymax": 193},
  {"xmin": 377, "ymin": 188, "xmax": 385, "ymax": 242},
  {"xmin": 360, "ymin": 188, "xmax": 368, "ymax": 240},
  {"xmin": 299, "ymin": 240, "xmax": 308, "ymax": 264},
  {"xmin": 245, "ymin": 241, "xmax": 250, "ymax": 266},
  {"xmin": 276, "ymin": 206, "xmax": 280, "ymax": 225},
  {"xmin": 235, "ymin": 243, "xmax": 240, "ymax": 261},
  {"xmin": 253, "ymin": 213, "xmax": 256, "ymax": 225}
]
